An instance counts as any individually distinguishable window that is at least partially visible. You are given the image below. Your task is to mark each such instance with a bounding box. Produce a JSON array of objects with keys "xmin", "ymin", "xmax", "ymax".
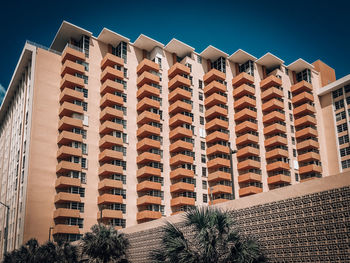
[
  {"xmin": 201, "ymin": 141, "xmax": 206, "ymax": 150},
  {"xmin": 199, "ymin": 80, "xmax": 203, "ymax": 89},
  {"xmin": 199, "ymin": 128, "xmax": 206, "ymax": 138},
  {"xmin": 199, "ymin": 92, "xmax": 203, "ymax": 101},
  {"xmin": 201, "ymin": 154, "xmax": 206, "ymax": 163},
  {"xmin": 211, "ymin": 57, "xmax": 226, "ymax": 73},
  {"xmin": 288, "ymin": 102, "xmax": 292, "ymax": 110},
  {"xmin": 292, "ymin": 137, "xmax": 295, "ymax": 145},
  {"xmin": 341, "ymin": 159, "xmax": 350, "ymax": 169},
  {"xmin": 339, "ymin": 135, "xmax": 349, "ymax": 145},
  {"xmin": 295, "ymin": 173, "xmax": 299, "ymax": 181},
  {"xmin": 340, "ymin": 146, "xmax": 350, "ymax": 157},
  {"xmin": 82, "ymin": 144, "xmax": 87, "ymax": 154},
  {"xmin": 290, "ymin": 125, "xmax": 294, "ymax": 133},
  {"xmin": 285, "ymin": 67, "xmax": 289, "ymax": 75},
  {"xmin": 293, "ymin": 149, "xmax": 296, "ymax": 157},
  {"xmin": 81, "ymin": 172, "xmax": 86, "ymax": 184},
  {"xmin": 123, "ymin": 68, "xmax": 128, "ymax": 78},
  {"xmin": 202, "ymin": 167, "xmax": 207, "ymax": 177},
  {"xmin": 334, "ymin": 100, "xmax": 344, "ymax": 110},
  {"xmin": 289, "ymin": 113, "xmax": 293, "ymax": 121},
  {"xmin": 332, "ymin": 88, "xmax": 343, "ymax": 99},
  {"xmin": 288, "ymin": 91, "xmax": 291, "ymax": 100},
  {"xmin": 336, "ymin": 111, "xmax": 346, "ymax": 121},
  {"xmin": 200, "ymin": 116, "xmax": 204, "ymax": 125},
  {"xmin": 296, "ymin": 68, "xmax": 311, "ymax": 83},
  {"xmin": 337, "ymin": 123, "xmax": 348, "ymax": 133},
  {"xmin": 202, "ymin": 180, "xmax": 207, "ymax": 190},
  {"xmin": 197, "ymin": 55, "xmax": 202, "ymax": 64},
  {"xmin": 81, "ymin": 158, "xmax": 87, "ymax": 169},
  {"xmin": 238, "ymin": 60, "xmax": 254, "ymax": 76},
  {"xmin": 199, "ymin": 104, "xmax": 204, "ymax": 113},
  {"xmin": 203, "ymin": 194, "xmax": 208, "ymax": 203}
]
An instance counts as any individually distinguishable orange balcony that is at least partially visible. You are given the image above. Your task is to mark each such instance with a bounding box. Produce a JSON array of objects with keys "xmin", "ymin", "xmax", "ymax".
[
  {"xmin": 98, "ymin": 179, "xmax": 123, "ymax": 191},
  {"xmin": 55, "ymin": 176, "xmax": 81, "ymax": 188},
  {"xmin": 291, "ymin": 80, "xmax": 313, "ymax": 94},
  {"xmin": 262, "ymin": 98, "xmax": 284, "ymax": 112},
  {"xmin": 101, "ymin": 66, "xmax": 124, "ymax": 83},
  {"xmin": 170, "ymin": 182, "xmax": 194, "ymax": 193},
  {"xmin": 99, "ymin": 121, "xmax": 123, "ymax": 134},
  {"xmin": 98, "ymin": 194, "xmax": 123, "ymax": 205},
  {"xmin": 205, "ymin": 118, "xmax": 229, "ymax": 131},
  {"xmin": 206, "ymin": 144, "xmax": 229, "ymax": 156},
  {"xmin": 137, "ymin": 58, "xmax": 159, "ymax": 75},
  {"xmin": 169, "ymin": 101, "xmax": 192, "ymax": 115},
  {"xmin": 237, "ymin": 159, "xmax": 260, "ymax": 170},
  {"xmin": 100, "ymin": 107, "xmax": 124, "ymax": 121},
  {"xmin": 261, "ymin": 87, "xmax": 283, "ymax": 100},
  {"xmin": 239, "ymin": 186, "xmax": 262, "ymax": 197},
  {"xmin": 101, "ymin": 79, "xmax": 124, "ymax": 95},
  {"xmin": 203, "ymin": 68, "xmax": 226, "ymax": 84},
  {"xmin": 236, "ymin": 146, "xmax": 259, "ymax": 158},
  {"xmin": 137, "ymin": 211, "xmax": 162, "ymax": 222},
  {"xmin": 101, "ymin": 53, "xmax": 124, "ymax": 70},
  {"xmin": 235, "ymin": 121, "xmax": 258, "ymax": 134},
  {"xmin": 137, "ymin": 196, "xmax": 162, "ymax": 206},
  {"xmin": 212, "ymin": 199, "xmax": 230, "ymax": 205},
  {"xmin": 99, "ymin": 149, "xmax": 123, "ymax": 162},
  {"xmin": 99, "ymin": 135, "xmax": 123, "ymax": 149},
  {"xmin": 234, "ymin": 108, "xmax": 257, "ymax": 121},
  {"xmin": 137, "ymin": 138, "xmax": 161, "ymax": 151},
  {"xmin": 60, "ymin": 88, "xmax": 84, "ymax": 103},
  {"xmin": 260, "ymin": 75, "xmax": 282, "ymax": 89},
  {"xmin": 98, "ymin": 163, "xmax": 123, "ymax": 177},
  {"xmin": 205, "ymin": 105, "xmax": 228, "ymax": 119},
  {"xmin": 169, "ymin": 127, "xmax": 192, "ymax": 140},
  {"xmin": 235, "ymin": 133, "xmax": 259, "ymax": 145},
  {"xmin": 233, "ymin": 84, "xmax": 255, "ymax": 99},
  {"xmin": 137, "ymin": 152, "xmax": 161, "ymax": 164},
  {"xmin": 170, "ymin": 154, "xmax": 193, "ymax": 166},
  {"xmin": 207, "ymin": 158, "xmax": 230, "ymax": 169},
  {"xmin": 97, "ymin": 209, "xmax": 123, "ymax": 220},
  {"xmin": 137, "ymin": 84, "xmax": 160, "ymax": 99},
  {"xmin": 137, "ymin": 166, "xmax": 161, "ymax": 178},
  {"xmin": 168, "ymin": 87, "xmax": 192, "ymax": 102},
  {"xmin": 57, "ymin": 131, "xmax": 83, "ymax": 145},
  {"xmin": 54, "ymin": 192, "xmax": 81, "ymax": 203},
  {"xmin": 295, "ymin": 127, "xmax": 318, "ymax": 139},
  {"xmin": 61, "ymin": 46, "xmax": 85, "ymax": 63},
  {"xmin": 170, "ymin": 140, "xmax": 193, "ymax": 153},
  {"xmin": 100, "ymin": 93, "xmax": 124, "ymax": 108},
  {"xmin": 266, "ymin": 161, "xmax": 290, "ymax": 172},
  {"xmin": 60, "ymin": 74, "xmax": 85, "ymax": 89},
  {"xmin": 137, "ymin": 97, "xmax": 160, "ymax": 112},
  {"xmin": 137, "ymin": 111, "xmax": 160, "ymax": 125},
  {"xmin": 170, "ymin": 168, "xmax": 194, "ymax": 180},
  {"xmin": 232, "ymin": 72, "xmax": 254, "ymax": 87},
  {"xmin": 263, "ymin": 123, "xmax": 286, "ymax": 136},
  {"xmin": 204, "ymin": 81, "xmax": 226, "ymax": 95},
  {"xmin": 53, "ymin": 225, "xmax": 80, "ymax": 235},
  {"xmin": 53, "ymin": 208, "xmax": 80, "ymax": 219},
  {"xmin": 265, "ymin": 148, "xmax": 289, "ymax": 159},
  {"xmin": 56, "ymin": 161, "xmax": 81, "ymax": 173},
  {"xmin": 268, "ymin": 174, "xmax": 291, "ymax": 185},
  {"xmin": 298, "ymin": 152, "xmax": 320, "ymax": 163},
  {"xmin": 168, "ymin": 75, "xmax": 191, "ymax": 90},
  {"xmin": 206, "ymin": 131, "xmax": 229, "ymax": 144},
  {"xmin": 292, "ymin": 91, "xmax": 314, "ymax": 105},
  {"xmin": 204, "ymin": 93, "xmax": 227, "ymax": 108},
  {"xmin": 299, "ymin": 164, "xmax": 322, "ymax": 175},
  {"xmin": 264, "ymin": 135, "xmax": 287, "ymax": 147},
  {"xmin": 234, "ymin": 96, "xmax": 256, "ymax": 110},
  {"xmin": 171, "ymin": 196, "xmax": 195, "ymax": 207},
  {"xmin": 137, "ymin": 71, "xmax": 160, "ymax": 87},
  {"xmin": 137, "ymin": 181, "xmax": 161, "ymax": 192},
  {"xmin": 238, "ymin": 173, "xmax": 261, "ymax": 183},
  {"xmin": 263, "ymin": 111, "xmax": 285, "ymax": 124},
  {"xmin": 61, "ymin": 60, "xmax": 85, "ymax": 76},
  {"xmin": 58, "ymin": 116, "xmax": 83, "ymax": 131},
  {"xmin": 168, "ymin": 62, "xmax": 191, "ymax": 78},
  {"xmin": 59, "ymin": 102, "xmax": 83, "ymax": 117},
  {"xmin": 169, "ymin": 114, "xmax": 192, "ymax": 127},
  {"xmin": 211, "ymin": 185, "xmax": 232, "ymax": 195},
  {"xmin": 208, "ymin": 171, "xmax": 231, "ymax": 183},
  {"xmin": 294, "ymin": 115, "xmax": 316, "ymax": 127},
  {"xmin": 137, "ymin": 124, "xmax": 161, "ymax": 138},
  {"xmin": 57, "ymin": 146, "xmax": 82, "ymax": 159},
  {"xmin": 293, "ymin": 104, "xmax": 315, "ymax": 117}
]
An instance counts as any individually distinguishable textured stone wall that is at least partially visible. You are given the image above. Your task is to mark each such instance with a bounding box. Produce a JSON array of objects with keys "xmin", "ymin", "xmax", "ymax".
[{"xmin": 126, "ymin": 186, "xmax": 350, "ymax": 262}]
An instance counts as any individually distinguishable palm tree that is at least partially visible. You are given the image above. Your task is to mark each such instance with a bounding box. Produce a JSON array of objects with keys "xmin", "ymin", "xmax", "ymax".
[
  {"xmin": 150, "ymin": 206, "xmax": 266, "ymax": 263},
  {"xmin": 3, "ymin": 238, "xmax": 39, "ymax": 263},
  {"xmin": 81, "ymin": 224, "xmax": 129, "ymax": 263}
]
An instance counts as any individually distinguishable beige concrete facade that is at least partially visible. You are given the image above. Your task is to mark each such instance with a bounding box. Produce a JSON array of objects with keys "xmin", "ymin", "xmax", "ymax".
[{"xmin": 0, "ymin": 21, "xmax": 347, "ymax": 252}]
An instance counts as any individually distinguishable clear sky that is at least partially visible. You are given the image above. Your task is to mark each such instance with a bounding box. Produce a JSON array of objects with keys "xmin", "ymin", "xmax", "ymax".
[{"xmin": 0, "ymin": 0, "xmax": 349, "ymax": 102}]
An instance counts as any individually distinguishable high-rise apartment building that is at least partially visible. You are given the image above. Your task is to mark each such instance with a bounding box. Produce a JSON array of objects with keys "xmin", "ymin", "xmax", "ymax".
[{"xmin": 0, "ymin": 21, "xmax": 346, "ymax": 252}]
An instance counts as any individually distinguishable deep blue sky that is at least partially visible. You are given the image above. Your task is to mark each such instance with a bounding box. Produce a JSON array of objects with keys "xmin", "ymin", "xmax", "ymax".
[{"xmin": 0, "ymin": 0, "xmax": 349, "ymax": 101}]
